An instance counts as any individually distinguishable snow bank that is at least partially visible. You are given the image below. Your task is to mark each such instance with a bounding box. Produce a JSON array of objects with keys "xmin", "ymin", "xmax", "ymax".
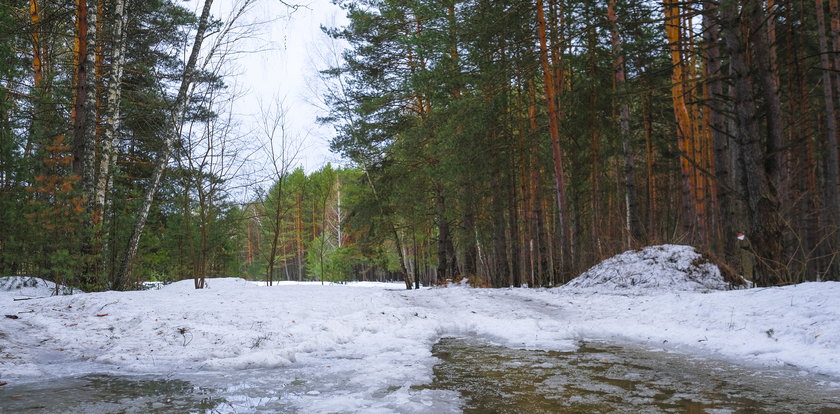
[
  {"xmin": 563, "ymin": 244, "xmax": 742, "ymax": 293},
  {"xmin": 0, "ymin": 276, "xmax": 81, "ymax": 303},
  {"xmin": 1, "ymin": 261, "xmax": 838, "ymax": 412}
]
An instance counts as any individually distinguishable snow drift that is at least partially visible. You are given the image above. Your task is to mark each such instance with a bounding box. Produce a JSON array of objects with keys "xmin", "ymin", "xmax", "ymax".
[
  {"xmin": 563, "ymin": 244, "xmax": 745, "ymax": 293},
  {"xmin": 0, "ymin": 276, "xmax": 80, "ymax": 302}
]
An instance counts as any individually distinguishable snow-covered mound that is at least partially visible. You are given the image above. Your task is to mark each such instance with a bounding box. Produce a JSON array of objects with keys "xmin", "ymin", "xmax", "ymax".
[
  {"xmin": 564, "ymin": 244, "xmax": 742, "ymax": 293},
  {"xmin": 0, "ymin": 276, "xmax": 80, "ymax": 303}
]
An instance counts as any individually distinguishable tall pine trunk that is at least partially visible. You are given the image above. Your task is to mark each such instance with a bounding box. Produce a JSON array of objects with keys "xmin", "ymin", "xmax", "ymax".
[
  {"xmin": 536, "ymin": 0, "xmax": 572, "ymax": 276},
  {"xmin": 664, "ymin": 0, "xmax": 696, "ymax": 241},
  {"xmin": 608, "ymin": 0, "xmax": 641, "ymax": 247},
  {"xmin": 816, "ymin": 0, "xmax": 840, "ymax": 275},
  {"xmin": 703, "ymin": 0, "xmax": 737, "ymax": 262},
  {"xmin": 720, "ymin": 0, "xmax": 787, "ymax": 285},
  {"xmin": 747, "ymin": 2, "xmax": 785, "ymax": 195}
]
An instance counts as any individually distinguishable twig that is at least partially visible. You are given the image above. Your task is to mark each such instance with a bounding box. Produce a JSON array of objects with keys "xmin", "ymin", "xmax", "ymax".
[{"xmin": 97, "ymin": 301, "xmax": 119, "ymax": 312}]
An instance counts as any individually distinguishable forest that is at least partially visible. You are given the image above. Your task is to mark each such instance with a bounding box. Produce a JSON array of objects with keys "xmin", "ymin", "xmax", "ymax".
[{"xmin": 0, "ymin": 0, "xmax": 839, "ymax": 291}]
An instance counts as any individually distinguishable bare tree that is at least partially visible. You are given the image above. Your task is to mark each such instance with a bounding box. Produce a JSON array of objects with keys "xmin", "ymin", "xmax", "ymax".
[
  {"xmin": 114, "ymin": 0, "xmax": 268, "ymax": 289},
  {"xmin": 258, "ymin": 98, "xmax": 305, "ymax": 286},
  {"xmin": 178, "ymin": 81, "xmax": 251, "ymax": 288}
]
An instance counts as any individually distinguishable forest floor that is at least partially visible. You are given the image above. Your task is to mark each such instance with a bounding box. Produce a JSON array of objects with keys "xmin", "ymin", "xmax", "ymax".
[{"xmin": 1, "ymin": 245, "xmax": 839, "ymax": 412}]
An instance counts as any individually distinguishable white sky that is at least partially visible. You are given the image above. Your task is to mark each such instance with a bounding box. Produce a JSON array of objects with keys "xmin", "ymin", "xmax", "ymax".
[{"xmin": 208, "ymin": 0, "xmax": 349, "ymax": 175}]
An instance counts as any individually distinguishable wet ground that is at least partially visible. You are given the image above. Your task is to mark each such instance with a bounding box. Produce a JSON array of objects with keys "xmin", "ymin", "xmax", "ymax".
[
  {"xmin": 2, "ymin": 337, "xmax": 839, "ymax": 413},
  {"xmin": 424, "ymin": 337, "xmax": 840, "ymax": 413}
]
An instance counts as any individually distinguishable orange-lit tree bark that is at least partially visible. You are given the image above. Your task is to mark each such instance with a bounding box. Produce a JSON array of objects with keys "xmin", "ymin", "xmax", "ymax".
[
  {"xmin": 664, "ymin": 0, "xmax": 697, "ymax": 240},
  {"xmin": 26, "ymin": 0, "xmax": 44, "ymax": 161},
  {"xmin": 536, "ymin": 0, "xmax": 572, "ymax": 275},
  {"xmin": 70, "ymin": 0, "xmax": 99, "ymax": 289},
  {"xmin": 71, "ymin": 0, "xmax": 97, "ymax": 202},
  {"xmin": 30, "ymin": 0, "xmax": 42, "ymax": 89}
]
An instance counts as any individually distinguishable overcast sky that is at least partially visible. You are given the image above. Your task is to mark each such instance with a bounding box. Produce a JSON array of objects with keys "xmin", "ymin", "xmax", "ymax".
[{"xmin": 206, "ymin": 0, "xmax": 349, "ymax": 177}]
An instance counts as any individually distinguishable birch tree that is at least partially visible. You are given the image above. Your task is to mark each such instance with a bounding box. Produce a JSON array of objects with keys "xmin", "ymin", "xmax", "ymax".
[
  {"xmin": 115, "ymin": 0, "xmax": 216, "ymax": 289},
  {"xmin": 258, "ymin": 98, "xmax": 304, "ymax": 286}
]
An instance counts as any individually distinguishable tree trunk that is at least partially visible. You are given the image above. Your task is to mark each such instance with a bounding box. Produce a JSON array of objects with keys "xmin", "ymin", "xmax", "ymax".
[
  {"xmin": 461, "ymin": 190, "xmax": 478, "ymax": 278},
  {"xmin": 434, "ymin": 185, "xmax": 457, "ymax": 282},
  {"xmin": 115, "ymin": 0, "xmax": 215, "ymax": 288},
  {"xmin": 71, "ymin": 0, "xmax": 99, "ymax": 289},
  {"xmin": 71, "ymin": 0, "xmax": 88, "ymax": 179},
  {"xmin": 73, "ymin": 0, "xmax": 98, "ymax": 204},
  {"xmin": 789, "ymin": 0, "xmax": 820, "ymax": 280},
  {"xmin": 643, "ymin": 94, "xmax": 657, "ymax": 241},
  {"xmin": 830, "ymin": 0, "xmax": 840, "ymax": 105},
  {"xmin": 412, "ymin": 232, "xmax": 420, "ymax": 289},
  {"xmin": 703, "ymin": 0, "xmax": 737, "ymax": 262},
  {"xmin": 490, "ymin": 171, "xmax": 509, "ymax": 287},
  {"xmin": 720, "ymin": 0, "xmax": 787, "ymax": 285},
  {"xmin": 98, "ymin": 0, "xmax": 127, "ymax": 288},
  {"xmin": 664, "ymin": 0, "xmax": 697, "ymax": 240},
  {"xmin": 608, "ymin": 0, "xmax": 641, "ymax": 247},
  {"xmin": 507, "ymin": 163, "xmax": 522, "ymax": 287},
  {"xmin": 265, "ymin": 182, "xmax": 286, "ymax": 286},
  {"xmin": 817, "ymin": 0, "xmax": 840, "ymax": 280},
  {"xmin": 536, "ymin": 0, "xmax": 572, "ymax": 275},
  {"xmin": 30, "ymin": 0, "xmax": 42, "ymax": 89},
  {"xmin": 96, "ymin": 0, "xmax": 127, "ymax": 221},
  {"xmin": 817, "ymin": 0, "xmax": 840, "ymax": 224},
  {"xmin": 296, "ymin": 193, "xmax": 304, "ymax": 281},
  {"xmin": 391, "ymin": 224, "xmax": 412, "ymax": 289},
  {"xmin": 747, "ymin": 1, "xmax": 785, "ymax": 195}
]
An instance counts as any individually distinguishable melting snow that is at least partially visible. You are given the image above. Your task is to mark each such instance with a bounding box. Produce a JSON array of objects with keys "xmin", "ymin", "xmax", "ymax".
[
  {"xmin": 1, "ymin": 245, "xmax": 838, "ymax": 413},
  {"xmin": 563, "ymin": 244, "xmax": 744, "ymax": 293}
]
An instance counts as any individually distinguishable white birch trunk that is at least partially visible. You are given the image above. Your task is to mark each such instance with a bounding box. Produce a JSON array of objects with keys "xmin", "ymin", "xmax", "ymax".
[
  {"xmin": 115, "ymin": 0, "xmax": 215, "ymax": 288},
  {"xmin": 96, "ymin": 0, "xmax": 128, "ymax": 215},
  {"xmin": 81, "ymin": 0, "xmax": 98, "ymax": 204}
]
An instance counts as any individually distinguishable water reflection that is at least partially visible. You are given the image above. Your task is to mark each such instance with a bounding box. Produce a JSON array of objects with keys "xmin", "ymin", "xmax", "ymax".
[
  {"xmin": 425, "ymin": 337, "xmax": 840, "ymax": 413},
  {"xmin": 0, "ymin": 374, "xmax": 222, "ymax": 413},
  {"xmin": 3, "ymin": 340, "xmax": 839, "ymax": 413}
]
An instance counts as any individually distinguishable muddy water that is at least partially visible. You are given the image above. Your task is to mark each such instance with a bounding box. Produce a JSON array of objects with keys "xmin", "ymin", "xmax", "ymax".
[
  {"xmin": 2, "ymin": 339, "xmax": 839, "ymax": 413},
  {"xmin": 424, "ymin": 337, "xmax": 840, "ymax": 413},
  {"xmin": 0, "ymin": 374, "xmax": 230, "ymax": 413},
  {"xmin": 0, "ymin": 369, "xmax": 326, "ymax": 413}
]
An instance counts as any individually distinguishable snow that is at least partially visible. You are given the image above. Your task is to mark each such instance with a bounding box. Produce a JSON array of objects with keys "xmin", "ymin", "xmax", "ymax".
[
  {"xmin": 563, "ymin": 244, "xmax": 744, "ymax": 293},
  {"xmin": 0, "ymin": 276, "xmax": 82, "ymax": 304},
  {"xmin": 1, "ymin": 245, "xmax": 839, "ymax": 412}
]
